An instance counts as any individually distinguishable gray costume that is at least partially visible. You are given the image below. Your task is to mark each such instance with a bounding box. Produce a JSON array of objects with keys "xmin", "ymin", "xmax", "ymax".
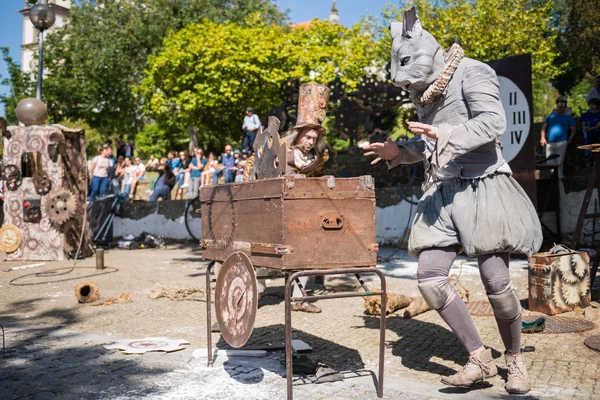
[
  {"xmin": 387, "ymin": 8, "xmax": 542, "ymax": 358},
  {"xmin": 388, "ymin": 57, "xmax": 542, "ymax": 258}
]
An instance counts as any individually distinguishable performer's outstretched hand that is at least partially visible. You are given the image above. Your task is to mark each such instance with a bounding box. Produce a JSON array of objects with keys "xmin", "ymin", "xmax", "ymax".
[
  {"xmin": 408, "ymin": 122, "xmax": 439, "ymax": 140},
  {"xmin": 362, "ymin": 137, "xmax": 400, "ymax": 165}
]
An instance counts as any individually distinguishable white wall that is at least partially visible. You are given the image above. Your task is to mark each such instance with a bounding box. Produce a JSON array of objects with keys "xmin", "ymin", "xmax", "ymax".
[{"xmin": 113, "ymin": 199, "xmax": 417, "ymax": 244}]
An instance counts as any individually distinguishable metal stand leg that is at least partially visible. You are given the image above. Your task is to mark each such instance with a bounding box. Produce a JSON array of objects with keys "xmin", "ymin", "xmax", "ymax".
[
  {"xmin": 206, "ymin": 261, "xmax": 216, "ymax": 367},
  {"xmin": 284, "ymin": 267, "xmax": 386, "ymax": 400},
  {"xmin": 0, "ymin": 324, "xmax": 5, "ymax": 358}
]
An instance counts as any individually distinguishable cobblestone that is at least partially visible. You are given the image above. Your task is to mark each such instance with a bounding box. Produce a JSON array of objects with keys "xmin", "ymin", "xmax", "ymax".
[{"xmin": 0, "ymin": 246, "xmax": 599, "ymax": 399}]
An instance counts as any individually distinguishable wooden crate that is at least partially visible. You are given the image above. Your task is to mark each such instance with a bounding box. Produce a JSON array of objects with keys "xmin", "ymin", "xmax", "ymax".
[{"xmin": 200, "ymin": 175, "xmax": 377, "ymax": 270}]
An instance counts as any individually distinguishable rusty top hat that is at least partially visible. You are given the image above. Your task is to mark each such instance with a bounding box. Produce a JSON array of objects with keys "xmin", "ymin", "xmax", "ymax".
[{"xmin": 293, "ymin": 84, "xmax": 331, "ymax": 134}]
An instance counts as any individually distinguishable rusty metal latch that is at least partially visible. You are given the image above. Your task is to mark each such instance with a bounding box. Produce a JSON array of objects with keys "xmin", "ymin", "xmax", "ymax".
[
  {"xmin": 321, "ymin": 213, "xmax": 344, "ymax": 230},
  {"xmin": 368, "ymin": 243, "xmax": 379, "ymax": 253},
  {"xmin": 361, "ymin": 175, "xmax": 374, "ymax": 189}
]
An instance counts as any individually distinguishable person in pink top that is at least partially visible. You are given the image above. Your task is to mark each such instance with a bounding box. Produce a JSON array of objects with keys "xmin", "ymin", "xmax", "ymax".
[{"xmin": 89, "ymin": 144, "xmax": 111, "ymax": 202}]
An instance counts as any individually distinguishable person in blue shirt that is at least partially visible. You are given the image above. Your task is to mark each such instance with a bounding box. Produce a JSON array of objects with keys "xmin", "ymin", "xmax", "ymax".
[
  {"xmin": 581, "ymin": 98, "xmax": 600, "ymax": 145},
  {"xmin": 212, "ymin": 144, "xmax": 236, "ymax": 184},
  {"xmin": 187, "ymin": 147, "xmax": 206, "ymax": 198},
  {"xmin": 540, "ymin": 96, "xmax": 576, "ymax": 178}
]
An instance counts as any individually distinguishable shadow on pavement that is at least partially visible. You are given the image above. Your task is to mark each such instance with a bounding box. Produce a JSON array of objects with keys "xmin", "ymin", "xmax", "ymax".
[{"xmin": 216, "ymin": 324, "xmax": 367, "ymax": 383}]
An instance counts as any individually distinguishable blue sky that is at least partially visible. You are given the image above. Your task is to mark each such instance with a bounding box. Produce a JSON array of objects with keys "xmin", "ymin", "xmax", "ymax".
[{"xmin": 0, "ymin": 0, "xmax": 395, "ymax": 116}]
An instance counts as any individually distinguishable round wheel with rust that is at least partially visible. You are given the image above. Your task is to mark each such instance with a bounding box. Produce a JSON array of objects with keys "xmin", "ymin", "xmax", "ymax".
[{"xmin": 215, "ymin": 252, "xmax": 258, "ymax": 348}]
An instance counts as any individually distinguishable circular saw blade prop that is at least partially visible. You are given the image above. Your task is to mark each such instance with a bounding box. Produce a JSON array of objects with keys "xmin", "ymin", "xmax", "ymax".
[
  {"xmin": 33, "ymin": 170, "xmax": 52, "ymax": 195},
  {"xmin": 45, "ymin": 189, "xmax": 77, "ymax": 225},
  {"xmin": 3, "ymin": 164, "xmax": 22, "ymax": 191},
  {"xmin": 251, "ymin": 116, "xmax": 287, "ymax": 180},
  {"xmin": 215, "ymin": 252, "xmax": 258, "ymax": 348}
]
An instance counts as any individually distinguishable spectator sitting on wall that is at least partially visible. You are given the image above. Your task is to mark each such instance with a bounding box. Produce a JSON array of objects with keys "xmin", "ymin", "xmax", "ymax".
[
  {"xmin": 540, "ymin": 96, "xmax": 576, "ymax": 178},
  {"xmin": 146, "ymin": 154, "xmax": 159, "ymax": 171},
  {"xmin": 202, "ymin": 152, "xmax": 218, "ymax": 186},
  {"xmin": 121, "ymin": 157, "xmax": 137, "ymax": 199},
  {"xmin": 134, "ymin": 156, "xmax": 147, "ymax": 180},
  {"xmin": 112, "ymin": 155, "xmax": 125, "ymax": 194},
  {"xmin": 175, "ymin": 151, "xmax": 190, "ymax": 199},
  {"xmin": 587, "ymin": 76, "xmax": 600, "ymax": 103},
  {"xmin": 213, "ymin": 144, "xmax": 236, "ymax": 184},
  {"xmin": 88, "ymin": 144, "xmax": 111, "ymax": 202},
  {"xmin": 149, "ymin": 163, "xmax": 176, "ymax": 201},
  {"xmin": 235, "ymin": 150, "xmax": 246, "ymax": 182},
  {"xmin": 105, "ymin": 145, "xmax": 117, "ymax": 194}
]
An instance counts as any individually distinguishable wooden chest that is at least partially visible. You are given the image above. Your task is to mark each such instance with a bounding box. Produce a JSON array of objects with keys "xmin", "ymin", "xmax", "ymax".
[{"xmin": 200, "ymin": 175, "xmax": 377, "ymax": 271}]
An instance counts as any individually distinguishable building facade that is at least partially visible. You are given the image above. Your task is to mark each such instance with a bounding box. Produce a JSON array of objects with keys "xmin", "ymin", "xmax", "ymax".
[{"xmin": 20, "ymin": 0, "xmax": 72, "ymax": 74}]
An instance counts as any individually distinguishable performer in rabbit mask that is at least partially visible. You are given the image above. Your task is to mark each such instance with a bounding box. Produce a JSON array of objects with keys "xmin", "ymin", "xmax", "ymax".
[{"xmin": 364, "ymin": 8, "xmax": 542, "ymax": 395}]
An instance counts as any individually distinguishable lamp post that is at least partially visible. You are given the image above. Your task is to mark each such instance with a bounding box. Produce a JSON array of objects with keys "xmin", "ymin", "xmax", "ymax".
[{"xmin": 29, "ymin": 1, "xmax": 56, "ymax": 101}]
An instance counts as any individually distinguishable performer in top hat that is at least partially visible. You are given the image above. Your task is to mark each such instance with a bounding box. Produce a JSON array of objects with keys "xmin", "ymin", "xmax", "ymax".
[
  {"xmin": 254, "ymin": 83, "xmax": 332, "ymax": 313},
  {"xmin": 363, "ymin": 8, "xmax": 542, "ymax": 394},
  {"xmin": 281, "ymin": 83, "xmax": 330, "ymax": 176}
]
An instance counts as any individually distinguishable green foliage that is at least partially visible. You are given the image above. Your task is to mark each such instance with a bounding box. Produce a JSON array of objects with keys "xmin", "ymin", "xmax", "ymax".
[
  {"xmin": 564, "ymin": 0, "xmax": 600, "ymax": 76},
  {"xmin": 532, "ymin": 79, "xmax": 560, "ymax": 122},
  {"xmin": 568, "ymin": 76, "xmax": 594, "ymax": 118},
  {"xmin": 42, "ymin": 0, "xmax": 286, "ymax": 137},
  {"xmin": 0, "ymin": 47, "xmax": 35, "ymax": 124},
  {"xmin": 380, "ymin": 0, "xmax": 563, "ymax": 81},
  {"xmin": 135, "ymin": 124, "xmax": 172, "ymax": 159},
  {"xmin": 57, "ymin": 118, "xmax": 104, "ymax": 158},
  {"xmin": 138, "ymin": 18, "xmax": 380, "ymax": 150}
]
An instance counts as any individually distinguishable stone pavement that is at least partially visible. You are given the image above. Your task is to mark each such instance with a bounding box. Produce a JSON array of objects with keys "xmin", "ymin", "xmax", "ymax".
[{"xmin": 1, "ymin": 245, "xmax": 599, "ymax": 399}]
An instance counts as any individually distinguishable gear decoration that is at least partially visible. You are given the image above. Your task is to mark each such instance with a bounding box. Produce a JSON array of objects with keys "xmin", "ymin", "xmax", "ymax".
[
  {"xmin": 104, "ymin": 337, "xmax": 190, "ymax": 355},
  {"xmin": 45, "ymin": 189, "xmax": 77, "ymax": 225},
  {"xmin": 33, "ymin": 170, "xmax": 52, "ymax": 195},
  {"xmin": 2, "ymin": 164, "xmax": 22, "ymax": 191},
  {"xmin": 0, "ymin": 224, "xmax": 22, "ymax": 253},
  {"xmin": 215, "ymin": 252, "xmax": 258, "ymax": 348}
]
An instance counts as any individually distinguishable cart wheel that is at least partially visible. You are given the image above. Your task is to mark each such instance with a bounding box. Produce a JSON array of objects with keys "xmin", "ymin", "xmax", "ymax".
[{"xmin": 215, "ymin": 252, "xmax": 258, "ymax": 348}]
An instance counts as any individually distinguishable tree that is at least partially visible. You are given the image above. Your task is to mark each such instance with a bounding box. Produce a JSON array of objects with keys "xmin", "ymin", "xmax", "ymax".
[
  {"xmin": 564, "ymin": 0, "xmax": 600, "ymax": 77},
  {"xmin": 42, "ymin": 0, "xmax": 286, "ymax": 138},
  {"xmin": 379, "ymin": 0, "xmax": 562, "ymax": 81},
  {"xmin": 137, "ymin": 18, "xmax": 380, "ymax": 150},
  {"xmin": 0, "ymin": 48, "xmax": 35, "ymax": 125}
]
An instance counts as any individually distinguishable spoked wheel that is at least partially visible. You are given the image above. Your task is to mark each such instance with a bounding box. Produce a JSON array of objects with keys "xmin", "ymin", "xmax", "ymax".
[{"xmin": 185, "ymin": 196, "xmax": 202, "ymax": 241}]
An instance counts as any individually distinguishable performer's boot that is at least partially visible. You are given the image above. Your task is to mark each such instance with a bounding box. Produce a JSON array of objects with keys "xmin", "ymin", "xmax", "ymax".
[
  {"xmin": 504, "ymin": 352, "xmax": 531, "ymax": 394},
  {"xmin": 441, "ymin": 348, "xmax": 497, "ymax": 388},
  {"xmin": 292, "ymin": 302, "xmax": 321, "ymax": 313}
]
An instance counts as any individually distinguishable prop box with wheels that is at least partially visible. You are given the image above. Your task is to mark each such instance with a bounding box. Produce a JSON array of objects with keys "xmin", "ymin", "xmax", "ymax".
[
  {"xmin": 2, "ymin": 123, "xmax": 90, "ymax": 260},
  {"xmin": 201, "ymin": 117, "xmax": 386, "ymax": 399}
]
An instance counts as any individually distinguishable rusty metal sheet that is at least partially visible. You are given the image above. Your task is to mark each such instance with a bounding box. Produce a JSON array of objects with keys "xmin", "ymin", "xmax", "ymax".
[
  {"xmin": 215, "ymin": 252, "xmax": 258, "ymax": 348},
  {"xmin": 584, "ymin": 334, "xmax": 600, "ymax": 352},
  {"xmin": 251, "ymin": 116, "xmax": 286, "ymax": 180}
]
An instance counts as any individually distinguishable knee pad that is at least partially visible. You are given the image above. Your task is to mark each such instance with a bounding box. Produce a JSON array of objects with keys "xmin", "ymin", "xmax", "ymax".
[
  {"xmin": 417, "ymin": 276, "xmax": 457, "ymax": 311},
  {"xmin": 487, "ymin": 283, "xmax": 521, "ymax": 322}
]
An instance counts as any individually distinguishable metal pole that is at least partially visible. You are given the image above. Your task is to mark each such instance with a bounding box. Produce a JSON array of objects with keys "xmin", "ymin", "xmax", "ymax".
[
  {"xmin": 206, "ymin": 261, "xmax": 215, "ymax": 367},
  {"xmin": 285, "ymin": 272, "xmax": 294, "ymax": 400},
  {"xmin": 95, "ymin": 248, "xmax": 105, "ymax": 270},
  {"xmin": 36, "ymin": 29, "xmax": 44, "ymax": 100}
]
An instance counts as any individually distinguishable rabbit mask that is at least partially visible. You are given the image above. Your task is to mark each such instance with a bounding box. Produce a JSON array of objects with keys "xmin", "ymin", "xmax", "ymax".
[{"xmin": 389, "ymin": 7, "xmax": 446, "ymax": 94}]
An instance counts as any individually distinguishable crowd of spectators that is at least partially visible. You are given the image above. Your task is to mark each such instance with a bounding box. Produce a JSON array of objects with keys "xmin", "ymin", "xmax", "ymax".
[{"xmin": 88, "ymin": 137, "xmax": 253, "ymax": 203}]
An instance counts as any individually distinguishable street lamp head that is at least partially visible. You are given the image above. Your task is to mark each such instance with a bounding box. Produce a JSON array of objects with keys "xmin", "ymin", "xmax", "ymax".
[{"xmin": 29, "ymin": 4, "xmax": 56, "ymax": 31}]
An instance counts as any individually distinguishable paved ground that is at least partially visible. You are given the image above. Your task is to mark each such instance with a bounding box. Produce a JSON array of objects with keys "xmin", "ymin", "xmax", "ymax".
[{"xmin": 1, "ymin": 245, "xmax": 599, "ymax": 399}]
